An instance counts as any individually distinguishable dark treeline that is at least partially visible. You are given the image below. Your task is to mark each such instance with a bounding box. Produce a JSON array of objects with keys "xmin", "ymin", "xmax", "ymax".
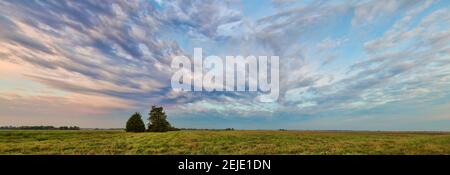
[
  {"xmin": 178, "ymin": 128, "xmax": 235, "ymax": 131},
  {"xmin": 0, "ymin": 126, "xmax": 80, "ymax": 130}
]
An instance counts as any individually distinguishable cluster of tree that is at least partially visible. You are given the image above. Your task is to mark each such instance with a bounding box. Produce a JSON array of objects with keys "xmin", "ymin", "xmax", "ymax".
[
  {"xmin": 0, "ymin": 126, "xmax": 80, "ymax": 130},
  {"xmin": 59, "ymin": 126, "xmax": 81, "ymax": 130},
  {"xmin": 126, "ymin": 106, "xmax": 178, "ymax": 132}
]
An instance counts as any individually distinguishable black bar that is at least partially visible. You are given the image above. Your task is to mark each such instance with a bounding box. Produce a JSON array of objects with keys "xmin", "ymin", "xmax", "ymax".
[{"xmin": 1, "ymin": 155, "xmax": 449, "ymax": 174}]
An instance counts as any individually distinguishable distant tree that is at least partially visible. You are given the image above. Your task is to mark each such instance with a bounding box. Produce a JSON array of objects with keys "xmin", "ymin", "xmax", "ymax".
[
  {"xmin": 0, "ymin": 126, "xmax": 79, "ymax": 130},
  {"xmin": 69, "ymin": 126, "xmax": 80, "ymax": 130},
  {"xmin": 147, "ymin": 106, "xmax": 173, "ymax": 132},
  {"xmin": 125, "ymin": 112, "xmax": 146, "ymax": 132}
]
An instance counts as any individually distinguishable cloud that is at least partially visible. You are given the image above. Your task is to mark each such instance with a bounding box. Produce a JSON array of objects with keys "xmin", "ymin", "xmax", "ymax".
[
  {"xmin": 294, "ymin": 3, "xmax": 450, "ymax": 115},
  {"xmin": 0, "ymin": 0, "xmax": 449, "ymax": 129},
  {"xmin": 159, "ymin": 0, "xmax": 243, "ymax": 39},
  {"xmin": 351, "ymin": 0, "xmax": 424, "ymax": 26},
  {"xmin": 0, "ymin": 1, "xmax": 179, "ymax": 105},
  {"xmin": 317, "ymin": 37, "xmax": 348, "ymax": 51}
]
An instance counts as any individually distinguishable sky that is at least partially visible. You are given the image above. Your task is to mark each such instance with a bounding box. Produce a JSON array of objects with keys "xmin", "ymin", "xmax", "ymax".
[{"xmin": 0, "ymin": 0, "xmax": 450, "ymax": 130}]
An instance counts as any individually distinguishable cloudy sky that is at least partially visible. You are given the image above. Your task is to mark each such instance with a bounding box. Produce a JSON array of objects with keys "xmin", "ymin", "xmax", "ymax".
[{"xmin": 0, "ymin": 0, "xmax": 449, "ymax": 130}]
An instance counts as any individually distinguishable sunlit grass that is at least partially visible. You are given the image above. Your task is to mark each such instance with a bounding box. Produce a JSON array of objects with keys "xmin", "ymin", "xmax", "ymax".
[{"xmin": 1, "ymin": 130, "xmax": 450, "ymax": 155}]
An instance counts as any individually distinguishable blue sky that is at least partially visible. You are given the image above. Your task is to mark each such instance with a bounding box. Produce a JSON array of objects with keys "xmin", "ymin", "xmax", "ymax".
[{"xmin": 0, "ymin": 0, "xmax": 450, "ymax": 130}]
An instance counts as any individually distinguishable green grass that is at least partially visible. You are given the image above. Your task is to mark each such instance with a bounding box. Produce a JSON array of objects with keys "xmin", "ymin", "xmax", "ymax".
[{"xmin": 1, "ymin": 130, "xmax": 450, "ymax": 155}]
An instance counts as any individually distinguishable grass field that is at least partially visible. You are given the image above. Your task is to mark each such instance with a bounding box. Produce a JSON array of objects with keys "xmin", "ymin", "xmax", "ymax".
[{"xmin": 1, "ymin": 130, "xmax": 450, "ymax": 155}]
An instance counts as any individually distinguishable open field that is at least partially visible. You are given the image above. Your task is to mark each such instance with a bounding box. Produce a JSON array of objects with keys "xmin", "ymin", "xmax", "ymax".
[{"xmin": 1, "ymin": 130, "xmax": 450, "ymax": 155}]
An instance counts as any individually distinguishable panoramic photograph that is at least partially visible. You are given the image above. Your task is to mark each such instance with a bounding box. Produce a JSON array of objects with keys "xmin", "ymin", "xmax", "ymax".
[{"xmin": 1, "ymin": 0, "xmax": 450, "ymax": 160}]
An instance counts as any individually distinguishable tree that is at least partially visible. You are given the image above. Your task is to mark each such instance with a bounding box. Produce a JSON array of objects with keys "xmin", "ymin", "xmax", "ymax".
[
  {"xmin": 126, "ymin": 112, "xmax": 146, "ymax": 132},
  {"xmin": 147, "ymin": 106, "xmax": 172, "ymax": 132}
]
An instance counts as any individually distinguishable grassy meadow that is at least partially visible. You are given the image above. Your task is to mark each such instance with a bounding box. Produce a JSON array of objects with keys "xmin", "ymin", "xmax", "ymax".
[{"xmin": 1, "ymin": 130, "xmax": 450, "ymax": 155}]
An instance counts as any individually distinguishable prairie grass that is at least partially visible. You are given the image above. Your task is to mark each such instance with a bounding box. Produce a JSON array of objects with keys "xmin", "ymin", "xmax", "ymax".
[{"xmin": 1, "ymin": 130, "xmax": 450, "ymax": 155}]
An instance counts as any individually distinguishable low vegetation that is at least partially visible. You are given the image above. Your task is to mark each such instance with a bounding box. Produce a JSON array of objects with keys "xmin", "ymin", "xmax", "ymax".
[{"xmin": 1, "ymin": 130, "xmax": 450, "ymax": 155}]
